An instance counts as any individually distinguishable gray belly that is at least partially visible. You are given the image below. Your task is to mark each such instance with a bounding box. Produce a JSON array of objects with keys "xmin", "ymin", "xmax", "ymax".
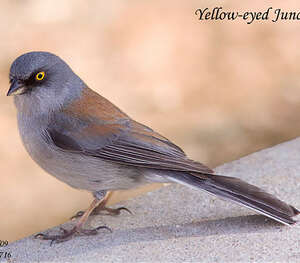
[{"xmin": 19, "ymin": 128, "xmax": 149, "ymax": 192}]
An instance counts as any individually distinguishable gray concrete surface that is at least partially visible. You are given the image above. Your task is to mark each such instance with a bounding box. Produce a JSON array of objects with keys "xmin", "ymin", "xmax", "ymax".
[{"xmin": 5, "ymin": 138, "xmax": 300, "ymax": 262}]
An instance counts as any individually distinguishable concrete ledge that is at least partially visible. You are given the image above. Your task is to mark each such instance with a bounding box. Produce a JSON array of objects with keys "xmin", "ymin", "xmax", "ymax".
[{"xmin": 6, "ymin": 138, "xmax": 300, "ymax": 262}]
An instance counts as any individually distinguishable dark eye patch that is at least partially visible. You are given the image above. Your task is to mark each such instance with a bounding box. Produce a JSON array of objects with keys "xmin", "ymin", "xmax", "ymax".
[{"xmin": 24, "ymin": 69, "xmax": 47, "ymax": 86}]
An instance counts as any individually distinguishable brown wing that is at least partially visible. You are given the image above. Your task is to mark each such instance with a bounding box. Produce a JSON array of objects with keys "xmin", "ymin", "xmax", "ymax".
[
  {"xmin": 89, "ymin": 120, "xmax": 213, "ymax": 173},
  {"xmin": 47, "ymin": 87, "xmax": 213, "ymax": 174}
]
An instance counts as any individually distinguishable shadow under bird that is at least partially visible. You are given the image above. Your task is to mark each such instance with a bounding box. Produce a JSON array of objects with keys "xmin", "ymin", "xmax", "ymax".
[{"xmin": 7, "ymin": 51, "xmax": 299, "ymax": 243}]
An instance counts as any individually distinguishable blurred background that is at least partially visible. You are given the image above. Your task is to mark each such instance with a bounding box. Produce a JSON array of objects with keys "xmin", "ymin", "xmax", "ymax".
[{"xmin": 1, "ymin": 0, "xmax": 300, "ymax": 242}]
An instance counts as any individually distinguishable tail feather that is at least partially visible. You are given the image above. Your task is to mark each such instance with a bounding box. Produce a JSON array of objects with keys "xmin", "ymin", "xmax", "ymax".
[{"xmin": 167, "ymin": 172, "xmax": 299, "ymax": 225}]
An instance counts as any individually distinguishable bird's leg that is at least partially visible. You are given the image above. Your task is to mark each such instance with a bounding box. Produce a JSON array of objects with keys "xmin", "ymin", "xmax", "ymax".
[
  {"xmin": 35, "ymin": 196, "xmax": 111, "ymax": 244},
  {"xmin": 71, "ymin": 191, "xmax": 131, "ymax": 220}
]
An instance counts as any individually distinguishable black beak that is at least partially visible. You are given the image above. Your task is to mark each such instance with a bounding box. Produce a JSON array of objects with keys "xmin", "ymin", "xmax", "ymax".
[{"xmin": 7, "ymin": 80, "xmax": 26, "ymax": 96}]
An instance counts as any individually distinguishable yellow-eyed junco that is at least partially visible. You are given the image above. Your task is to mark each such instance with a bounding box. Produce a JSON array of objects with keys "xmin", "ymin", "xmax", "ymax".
[{"xmin": 7, "ymin": 51, "xmax": 299, "ymax": 243}]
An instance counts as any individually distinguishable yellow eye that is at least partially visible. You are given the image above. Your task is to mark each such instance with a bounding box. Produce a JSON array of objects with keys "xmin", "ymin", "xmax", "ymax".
[{"xmin": 35, "ymin": 71, "xmax": 45, "ymax": 81}]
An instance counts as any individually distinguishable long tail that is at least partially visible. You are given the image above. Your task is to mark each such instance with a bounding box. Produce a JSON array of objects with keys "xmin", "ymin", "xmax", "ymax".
[{"xmin": 167, "ymin": 172, "xmax": 299, "ymax": 225}]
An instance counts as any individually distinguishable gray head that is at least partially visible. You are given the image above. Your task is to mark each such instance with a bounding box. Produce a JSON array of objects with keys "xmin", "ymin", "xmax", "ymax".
[{"xmin": 8, "ymin": 51, "xmax": 85, "ymax": 115}]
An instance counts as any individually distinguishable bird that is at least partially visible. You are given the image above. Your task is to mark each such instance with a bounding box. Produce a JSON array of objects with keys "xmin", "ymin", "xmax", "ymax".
[{"xmin": 7, "ymin": 51, "xmax": 299, "ymax": 243}]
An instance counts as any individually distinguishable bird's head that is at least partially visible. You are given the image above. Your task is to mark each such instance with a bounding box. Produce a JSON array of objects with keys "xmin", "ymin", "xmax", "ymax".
[{"xmin": 8, "ymin": 51, "xmax": 84, "ymax": 114}]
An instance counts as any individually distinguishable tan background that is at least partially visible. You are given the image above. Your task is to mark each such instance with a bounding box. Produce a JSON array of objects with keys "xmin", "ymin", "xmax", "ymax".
[{"xmin": 1, "ymin": 0, "xmax": 300, "ymax": 242}]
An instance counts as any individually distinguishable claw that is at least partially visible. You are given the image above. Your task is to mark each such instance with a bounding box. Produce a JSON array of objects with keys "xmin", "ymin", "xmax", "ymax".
[
  {"xmin": 94, "ymin": 206, "xmax": 133, "ymax": 216},
  {"xmin": 70, "ymin": 211, "xmax": 85, "ymax": 220},
  {"xmin": 34, "ymin": 224, "xmax": 111, "ymax": 245},
  {"xmin": 115, "ymin": 207, "xmax": 132, "ymax": 215},
  {"xmin": 71, "ymin": 206, "xmax": 132, "ymax": 219},
  {"xmin": 34, "ymin": 233, "xmax": 46, "ymax": 239},
  {"xmin": 96, "ymin": 225, "xmax": 112, "ymax": 233},
  {"xmin": 35, "ymin": 196, "xmax": 117, "ymax": 244}
]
